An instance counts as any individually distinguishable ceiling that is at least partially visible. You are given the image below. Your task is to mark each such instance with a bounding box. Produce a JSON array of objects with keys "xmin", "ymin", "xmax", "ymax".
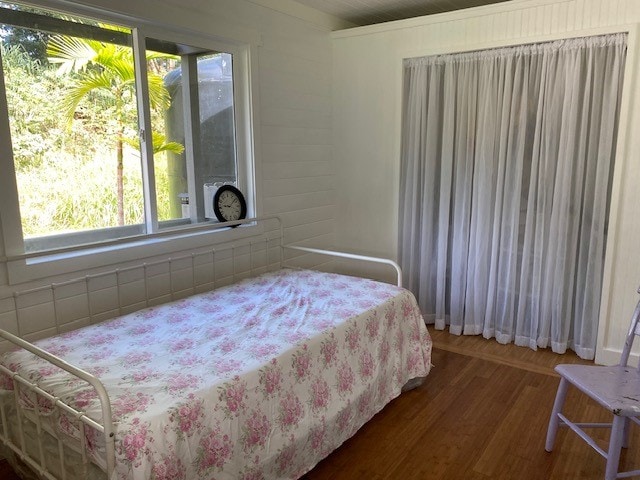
[{"xmin": 292, "ymin": 0, "xmax": 511, "ymax": 27}]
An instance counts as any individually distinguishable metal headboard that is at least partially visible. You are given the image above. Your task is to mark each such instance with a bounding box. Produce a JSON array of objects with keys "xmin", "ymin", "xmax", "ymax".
[{"xmin": 1, "ymin": 216, "xmax": 285, "ymax": 343}]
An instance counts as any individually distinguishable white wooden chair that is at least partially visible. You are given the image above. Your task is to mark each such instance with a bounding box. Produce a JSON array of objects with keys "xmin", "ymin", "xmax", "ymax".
[{"xmin": 545, "ymin": 288, "xmax": 640, "ymax": 480}]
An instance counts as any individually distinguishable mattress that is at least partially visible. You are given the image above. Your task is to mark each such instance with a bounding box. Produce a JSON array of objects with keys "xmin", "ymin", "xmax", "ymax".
[{"xmin": 0, "ymin": 268, "xmax": 432, "ymax": 480}]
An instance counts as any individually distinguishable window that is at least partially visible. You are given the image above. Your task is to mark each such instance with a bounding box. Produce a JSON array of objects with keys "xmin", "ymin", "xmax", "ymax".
[{"xmin": 0, "ymin": 2, "xmax": 253, "ymax": 261}]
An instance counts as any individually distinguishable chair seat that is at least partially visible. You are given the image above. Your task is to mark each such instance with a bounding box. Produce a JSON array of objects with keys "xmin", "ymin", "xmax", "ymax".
[{"xmin": 556, "ymin": 364, "xmax": 640, "ymax": 417}]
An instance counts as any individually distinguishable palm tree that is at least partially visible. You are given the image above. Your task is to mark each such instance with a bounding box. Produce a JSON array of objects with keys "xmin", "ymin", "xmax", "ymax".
[{"xmin": 47, "ymin": 33, "xmax": 183, "ymax": 226}]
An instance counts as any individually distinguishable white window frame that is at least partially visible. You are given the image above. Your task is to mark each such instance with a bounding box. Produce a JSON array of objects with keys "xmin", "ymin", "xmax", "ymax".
[{"xmin": 0, "ymin": 1, "xmax": 259, "ymax": 284}]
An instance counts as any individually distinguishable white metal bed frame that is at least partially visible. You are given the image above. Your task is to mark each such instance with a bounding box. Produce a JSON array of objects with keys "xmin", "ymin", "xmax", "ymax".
[{"xmin": 0, "ymin": 215, "xmax": 402, "ymax": 480}]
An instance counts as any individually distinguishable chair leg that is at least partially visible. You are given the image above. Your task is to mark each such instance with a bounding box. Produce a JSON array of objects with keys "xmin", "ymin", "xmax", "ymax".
[
  {"xmin": 605, "ymin": 415, "xmax": 626, "ymax": 480},
  {"xmin": 622, "ymin": 417, "xmax": 631, "ymax": 449},
  {"xmin": 546, "ymin": 377, "xmax": 570, "ymax": 452}
]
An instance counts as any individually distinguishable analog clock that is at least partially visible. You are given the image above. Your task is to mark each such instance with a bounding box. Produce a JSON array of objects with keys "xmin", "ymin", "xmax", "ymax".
[{"xmin": 212, "ymin": 185, "xmax": 247, "ymax": 225}]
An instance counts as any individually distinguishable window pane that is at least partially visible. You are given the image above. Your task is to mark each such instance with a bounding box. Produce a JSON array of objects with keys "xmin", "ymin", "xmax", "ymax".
[
  {"xmin": 146, "ymin": 39, "xmax": 185, "ymax": 222},
  {"xmin": 197, "ymin": 52, "xmax": 237, "ymax": 185},
  {"xmin": 197, "ymin": 52, "xmax": 238, "ymax": 222},
  {"xmin": 148, "ymin": 38, "xmax": 237, "ymax": 224},
  {"xmin": 0, "ymin": 4, "xmax": 144, "ymax": 251}
]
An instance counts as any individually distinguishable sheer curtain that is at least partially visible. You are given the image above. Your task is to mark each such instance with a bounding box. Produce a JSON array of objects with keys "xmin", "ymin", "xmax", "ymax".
[{"xmin": 399, "ymin": 34, "xmax": 627, "ymax": 359}]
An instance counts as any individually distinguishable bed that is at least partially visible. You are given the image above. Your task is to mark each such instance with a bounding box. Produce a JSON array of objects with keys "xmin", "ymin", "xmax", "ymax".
[{"xmin": 0, "ymin": 219, "xmax": 432, "ymax": 480}]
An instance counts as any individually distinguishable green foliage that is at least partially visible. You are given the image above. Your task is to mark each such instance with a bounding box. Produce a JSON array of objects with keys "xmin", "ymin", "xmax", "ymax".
[
  {"xmin": 120, "ymin": 131, "xmax": 185, "ymax": 155},
  {"xmin": 17, "ymin": 150, "xmax": 173, "ymax": 237},
  {"xmin": 0, "ymin": 3, "xmax": 53, "ymax": 63},
  {"xmin": 2, "ymin": 43, "xmax": 119, "ymax": 167},
  {"xmin": 1, "ymin": 29, "xmax": 182, "ymax": 238},
  {"xmin": 47, "ymin": 35, "xmax": 172, "ymax": 123},
  {"xmin": 3, "ymin": 44, "xmax": 71, "ymax": 168},
  {"xmin": 18, "ymin": 153, "xmax": 142, "ymax": 235}
]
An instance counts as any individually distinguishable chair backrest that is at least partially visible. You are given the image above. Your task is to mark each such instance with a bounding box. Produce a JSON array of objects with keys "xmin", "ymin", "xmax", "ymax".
[{"xmin": 619, "ymin": 286, "xmax": 640, "ymax": 368}]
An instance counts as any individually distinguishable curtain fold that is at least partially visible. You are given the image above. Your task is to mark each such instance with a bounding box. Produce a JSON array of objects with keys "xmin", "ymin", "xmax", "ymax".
[{"xmin": 399, "ymin": 34, "xmax": 627, "ymax": 359}]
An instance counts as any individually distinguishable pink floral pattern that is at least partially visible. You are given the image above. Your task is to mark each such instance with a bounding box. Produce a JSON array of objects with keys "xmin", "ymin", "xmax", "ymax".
[
  {"xmin": 168, "ymin": 394, "xmax": 205, "ymax": 440},
  {"xmin": 310, "ymin": 417, "xmax": 327, "ymax": 453},
  {"xmin": 242, "ymin": 408, "xmax": 272, "ymax": 453},
  {"xmin": 278, "ymin": 390, "xmax": 304, "ymax": 431},
  {"xmin": 276, "ymin": 435, "xmax": 298, "ymax": 476},
  {"xmin": 309, "ymin": 376, "xmax": 331, "ymax": 414},
  {"xmin": 118, "ymin": 418, "xmax": 152, "ymax": 468},
  {"xmin": 218, "ymin": 376, "xmax": 248, "ymax": 418},
  {"xmin": 151, "ymin": 451, "xmax": 186, "ymax": 480},
  {"xmin": 259, "ymin": 359, "xmax": 283, "ymax": 398},
  {"xmin": 195, "ymin": 426, "xmax": 234, "ymax": 475},
  {"xmin": 291, "ymin": 345, "xmax": 312, "ymax": 381},
  {"xmin": 320, "ymin": 334, "xmax": 338, "ymax": 368},
  {"xmin": 0, "ymin": 269, "xmax": 432, "ymax": 480},
  {"xmin": 366, "ymin": 315, "xmax": 380, "ymax": 341},
  {"xmin": 359, "ymin": 350, "xmax": 375, "ymax": 379},
  {"xmin": 336, "ymin": 362, "xmax": 355, "ymax": 397},
  {"xmin": 112, "ymin": 391, "xmax": 151, "ymax": 420}
]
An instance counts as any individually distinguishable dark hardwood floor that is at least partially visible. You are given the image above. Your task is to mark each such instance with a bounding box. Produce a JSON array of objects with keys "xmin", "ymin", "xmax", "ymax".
[
  {"xmin": 0, "ymin": 457, "xmax": 20, "ymax": 480},
  {"xmin": 1, "ymin": 328, "xmax": 626, "ymax": 479}
]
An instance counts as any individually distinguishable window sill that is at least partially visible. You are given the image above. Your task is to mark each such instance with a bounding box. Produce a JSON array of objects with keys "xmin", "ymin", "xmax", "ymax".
[{"xmin": 6, "ymin": 222, "xmax": 262, "ymax": 286}]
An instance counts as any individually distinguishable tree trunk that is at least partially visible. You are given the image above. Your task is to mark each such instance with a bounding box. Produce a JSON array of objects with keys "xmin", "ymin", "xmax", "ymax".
[{"xmin": 117, "ymin": 135, "xmax": 124, "ymax": 226}]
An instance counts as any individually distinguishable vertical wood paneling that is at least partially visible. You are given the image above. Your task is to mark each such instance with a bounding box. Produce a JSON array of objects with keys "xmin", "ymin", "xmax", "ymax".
[
  {"xmin": 581, "ymin": 0, "xmax": 592, "ymax": 29},
  {"xmin": 549, "ymin": 3, "xmax": 559, "ymax": 33},
  {"xmin": 507, "ymin": 10, "xmax": 522, "ymax": 39},
  {"xmin": 258, "ymin": 15, "xmax": 335, "ymax": 246},
  {"xmin": 566, "ymin": 2, "xmax": 576, "ymax": 31},
  {"xmin": 534, "ymin": 6, "xmax": 546, "ymax": 36},
  {"xmin": 257, "ymin": 14, "xmax": 334, "ymax": 245}
]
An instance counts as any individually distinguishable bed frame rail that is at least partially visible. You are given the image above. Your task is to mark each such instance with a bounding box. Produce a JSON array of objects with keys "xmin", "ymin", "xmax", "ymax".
[{"xmin": 283, "ymin": 245, "xmax": 402, "ymax": 287}]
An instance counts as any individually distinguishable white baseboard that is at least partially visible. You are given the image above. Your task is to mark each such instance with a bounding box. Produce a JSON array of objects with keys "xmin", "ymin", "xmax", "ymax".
[{"xmin": 595, "ymin": 347, "xmax": 626, "ymax": 366}]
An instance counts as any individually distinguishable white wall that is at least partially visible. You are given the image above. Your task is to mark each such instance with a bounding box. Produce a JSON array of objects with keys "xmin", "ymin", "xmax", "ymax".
[
  {"xmin": 331, "ymin": 0, "xmax": 640, "ymax": 364},
  {"xmin": 0, "ymin": 0, "xmax": 340, "ymax": 348}
]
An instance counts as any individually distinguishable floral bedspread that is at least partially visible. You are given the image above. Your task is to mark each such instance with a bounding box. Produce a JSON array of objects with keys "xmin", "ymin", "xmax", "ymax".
[{"xmin": 0, "ymin": 269, "xmax": 432, "ymax": 480}]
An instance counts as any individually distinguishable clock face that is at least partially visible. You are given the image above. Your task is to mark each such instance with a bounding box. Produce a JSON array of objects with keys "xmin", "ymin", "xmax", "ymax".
[{"xmin": 213, "ymin": 185, "xmax": 247, "ymax": 224}]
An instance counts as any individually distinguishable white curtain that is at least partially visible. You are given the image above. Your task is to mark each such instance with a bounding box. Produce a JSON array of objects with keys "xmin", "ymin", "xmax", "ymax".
[{"xmin": 399, "ymin": 33, "xmax": 627, "ymax": 359}]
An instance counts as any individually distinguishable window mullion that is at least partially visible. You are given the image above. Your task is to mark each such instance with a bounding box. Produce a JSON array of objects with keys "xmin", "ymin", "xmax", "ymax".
[
  {"xmin": 132, "ymin": 28, "xmax": 159, "ymax": 234},
  {"xmin": 0, "ymin": 47, "xmax": 26, "ymax": 257},
  {"xmin": 181, "ymin": 55, "xmax": 202, "ymax": 222},
  {"xmin": 232, "ymin": 48, "xmax": 254, "ymax": 216}
]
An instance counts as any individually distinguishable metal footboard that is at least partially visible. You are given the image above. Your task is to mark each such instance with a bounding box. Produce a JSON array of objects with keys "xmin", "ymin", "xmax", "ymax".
[{"xmin": 0, "ymin": 330, "xmax": 115, "ymax": 479}]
